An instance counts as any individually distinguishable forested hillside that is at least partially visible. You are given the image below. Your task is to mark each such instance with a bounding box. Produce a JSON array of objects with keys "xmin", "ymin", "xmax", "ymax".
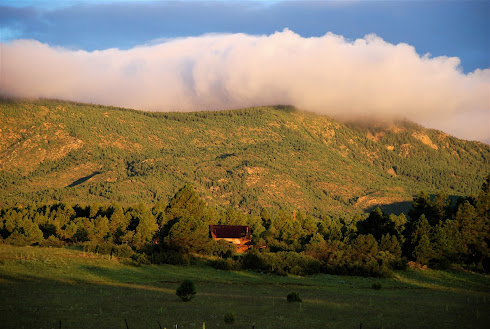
[{"xmin": 0, "ymin": 98, "xmax": 488, "ymax": 217}]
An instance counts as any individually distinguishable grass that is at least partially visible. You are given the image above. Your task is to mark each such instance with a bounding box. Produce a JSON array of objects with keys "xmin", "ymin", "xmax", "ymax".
[{"xmin": 0, "ymin": 244, "xmax": 489, "ymax": 329}]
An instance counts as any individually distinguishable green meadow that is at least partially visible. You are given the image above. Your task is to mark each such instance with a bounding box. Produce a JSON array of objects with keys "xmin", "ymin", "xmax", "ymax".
[{"xmin": 1, "ymin": 245, "xmax": 488, "ymax": 329}]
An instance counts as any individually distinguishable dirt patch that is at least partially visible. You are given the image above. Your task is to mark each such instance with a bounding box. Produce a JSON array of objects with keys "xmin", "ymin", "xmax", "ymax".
[
  {"xmin": 412, "ymin": 132, "xmax": 438, "ymax": 150},
  {"xmin": 367, "ymin": 131, "xmax": 385, "ymax": 142},
  {"xmin": 245, "ymin": 166, "xmax": 268, "ymax": 187},
  {"xmin": 390, "ymin": 125, "xmax": 404, "ymax": 133},
  {"xmin": 387, "ymin": 168, "xmax": 397, "ymax": 176},
  {"xmin": 399, "ymin": 143, "xmax": 412, "ymax": 157}
]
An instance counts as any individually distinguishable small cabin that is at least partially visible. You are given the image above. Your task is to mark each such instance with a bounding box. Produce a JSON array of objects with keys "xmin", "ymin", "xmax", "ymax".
[{"xmin": 209, "ymin": 225, "xmax": 252, "ymax": 253}]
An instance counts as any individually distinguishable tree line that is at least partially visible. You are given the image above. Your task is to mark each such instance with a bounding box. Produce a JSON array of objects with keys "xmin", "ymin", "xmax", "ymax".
[{"xmin": 1, "ymin": 175, "xmax": 488, "ymax": 277}]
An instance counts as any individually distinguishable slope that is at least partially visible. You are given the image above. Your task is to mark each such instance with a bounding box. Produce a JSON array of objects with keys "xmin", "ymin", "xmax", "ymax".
[{"xmin": 0, "ymin": 98, "xmax": 488, "ymax": 217}]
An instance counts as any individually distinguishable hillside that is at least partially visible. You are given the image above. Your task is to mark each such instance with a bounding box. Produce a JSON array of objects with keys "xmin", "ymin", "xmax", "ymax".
[{"xmin": 0, "ymin": 98, "xmax": 488, "ymax": 217}]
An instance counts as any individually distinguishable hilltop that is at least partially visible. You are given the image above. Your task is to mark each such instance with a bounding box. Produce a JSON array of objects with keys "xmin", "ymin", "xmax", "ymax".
[{"xmin": 0, "ymin": 98, "xmax": 488, "ymax": 217}]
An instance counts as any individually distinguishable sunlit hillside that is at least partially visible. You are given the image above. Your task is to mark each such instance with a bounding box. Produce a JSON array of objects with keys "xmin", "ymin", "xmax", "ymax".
[{"xmin": 0, "ymin": 98, "xmax": 488, "ymax": 217}]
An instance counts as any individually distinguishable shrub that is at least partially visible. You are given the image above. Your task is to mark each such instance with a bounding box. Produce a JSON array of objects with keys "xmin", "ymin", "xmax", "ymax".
[
  {"xmin": 95, "ymin": 241, "xmax": 115, "ymax": 255},
  {"xmin": 82, "ymin": 241, "xmax": 97, "ymax": 253},
  {"xmin": 114, "ymin": 244, "xmax": 134, "ymax": 258},
  {"xmin": 5, "ymin": 232, "xmax": 30, "ymax": 246},
  {"xmin": 212, "ymin": 239, "xmax": 236, "ymax": 258},
  {"xmin": 371, "ymin": 282, "xmax": 382, "ymax": 290},
  {"xmin": 389, "ymin": 257, "xmax": 408, "ymax": 271},
  {"xmin": 211, "ymin": 258, "xmax": 242, "ymax": 271},
  {"xmin": 152, "ymin": 251, "xmax": 190, "ymax": 265},
  {"xmin": 223, "ymin": 312, "xmax": 235, "ymax": 324},
  {"xmin": 39, "ymin": 235, "xmax": 63, "ymax": 248},
  {"xmin": 176, "ymin": 279, "xmax": 196, "ymax": 302},
  {"xmin": 287, "ymin": 291, "xmax": 302, "ymax": 303},
  {"xmin": 243, "ymin": 250, "xmax": 322, "ymax": 275},
  {"xmin": 242, "ymin": 249, "xmax": 268, "ymax": 271},
  {"xmin": 131, "ymin": 253, "xmax": 150, "ymax": 266}
]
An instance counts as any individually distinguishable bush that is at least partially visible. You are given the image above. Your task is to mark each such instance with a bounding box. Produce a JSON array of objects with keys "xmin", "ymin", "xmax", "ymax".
[
  {"xmin": 212, "ymin": 239, "xmax": 236, "ymax": 258},
  {"xmin": 242, "ymin": 249, "xmax": 268, "ymax": 271},
  {"xmin": 39, "ymin": 235, "xmax": 63, "ymax": 248},
  {"xmin": 131, "ymin": 253, "xmax": 150, "ymax": 266},
  {"xmin": 243, "ymin": 250, "xmax": 322, "ymax": 275},
  {"xmin": 5, "ymin": 232, "xmax": 30, "ymax": 246},
  {"xmin": 223, "ymin": 312, "xmax": 235, "ymax": 324},
  {"xmin": 430, "ymin": 257, "xmax": 452, "ymax": 270},
  {"xmin": 82, "ymin": 241, "xmax": 97, "ymax": 253},
  {"xmin": 287, "ymin": 291, "xmax": 302, "ymax": 303},
  {"xmin": 152, "ymin": 251, "xmax": 191, "ymax": 265},
  {"xmin": 211, "ymin": 258, "xmax": 242, "ymax": 271},
  {"xmin": 95, "ymin": 241, "xmax": 115, "ymax": 255},
  {"xmin": 114, "ymin": 244, "xmax": 134, "ymax": 258},
  {"xmin": 371, "ymin": 282, "xmax": 382, "ymax": 290},
  {"xmin": 176, "ymin": 279, "xmax": 196, "ymax": 302},
  {"xmin": 389, "ymin": 257, "xmax": 408, "ymax": 271}
]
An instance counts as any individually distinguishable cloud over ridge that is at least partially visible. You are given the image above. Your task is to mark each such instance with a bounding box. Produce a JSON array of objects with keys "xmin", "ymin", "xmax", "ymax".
[{"xmin": 1, "ymin": 29, "xmax": 488, "ymax": 142}]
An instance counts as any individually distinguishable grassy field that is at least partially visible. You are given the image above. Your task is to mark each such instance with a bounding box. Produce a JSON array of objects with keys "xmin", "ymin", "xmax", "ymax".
[{"xmin": 0, "ymin": 245, "xmax": 488, "ymax": 329}]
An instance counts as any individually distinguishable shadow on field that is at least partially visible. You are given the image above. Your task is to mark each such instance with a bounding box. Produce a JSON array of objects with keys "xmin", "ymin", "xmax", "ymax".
[
  {"xmin": 394, "ymin": 270, "xmax": 490, "ymax": 294},
  {"xmin": 1, "ymin": 266, "xmax": 489, "ymax": 329},
  {"xmin": 67, "ymin": 171, "xmax": 101, "ymax": 187},
  {"xmin": 365, "ymin": 201, "xmax": 412, "ymax": 216}
]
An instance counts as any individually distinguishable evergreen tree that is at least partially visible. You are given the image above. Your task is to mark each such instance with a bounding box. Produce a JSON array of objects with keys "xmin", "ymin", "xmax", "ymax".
[
  {"xmin": 108, "ymin": 204, "xmax": 128, "ymax": 235},
  {"xmin": 455, "ymin": 201, "xmax": 487, "ymax": 266},
  {"xmin": 408, "ymin": 191, "xmax": 432, "ymax": 222},
  {"xmin": 93, "ymin": 215, "xmax": 110, "ymax": 242},
  {"xmin": 379, "ymin": 234, "xmax": 402, "ymax": 258},
  {"xmin": 176, "ymin": 279, "xmax": 197, "ymax": 302},
  {"xmin": 166, "ymin": 185, "xmax": 206, "ymax": 222},
  {"xmin": 132, "ymin": 204, "xmax": 158, "ymax": 249},
  {"xmin": 389, "ymin": 213, "xmax": 407, "ymax": 237},
  {"xmin": 350, "ymin": 234, "xmax": 378, "ymax": 261},
  {"xmin": 414, "ymin": 234, "xmax": 434, "ymax": 265},
  {"xmin": 432, "ymin": 219, "xmax": 464, "ymax": 265},
  {"xmin": 260, "ymin": 208, "xmax": 272, "ymax": 230},
  {"xmin": 318, "ymin": 216, "xmax": 343, "ymax": 241},
  {"xmin": 410, "ymin": 215, "xmax": 434, "ymax": 264},
  {"xmin": 431, "ymin": 192, "xmax": 450, "ymax": 224},
  {"xmin": 357, "ymin": 207, "xmax": 396, "ymax": 241},
  {"xmin": 166, "ymin": 216, "xmax": 210, "ymax": 254},
  {"xmin": 476, "ymin": 174, "xmax": 490, "ymax": 221}
]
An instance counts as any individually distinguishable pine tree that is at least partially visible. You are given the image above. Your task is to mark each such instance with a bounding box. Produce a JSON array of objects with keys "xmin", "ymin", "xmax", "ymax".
[
  {"xmin": 411, "ymin": 215, "xmax": 434, "ymax": 265},
  {"xmin": 132, "ymin": 204, "xmax": 158, "ymax": 249},
  {"xmin": 357, "ymin": 207, "xmax": 396, "ymax": 241},
  {"xmin": 166, "ymin": 185, "xmax": 206, "ymax": 222},
  {"xmin": 176, "ymin": 279, "xmax": 196, "ymax": 302},
  {"xmin": 455, "ymin": 200, "xmax": 487, "ymax": 265},
  {"xmin": 414, "ymin": 234, "xmax": 434, "ymax": 265}
]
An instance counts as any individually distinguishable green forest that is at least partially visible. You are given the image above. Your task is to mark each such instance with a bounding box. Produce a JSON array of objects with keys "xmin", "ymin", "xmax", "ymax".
[
  {"xmin": 1, "ymin": 174, "xmax": 488, "ymax": 277},
  {"xmin": 1, "ymin": 98, "xmax": 489, "ymax": 277},
  {"xmin": 1, "ymin": 98, "xmax": 489, "ymax": 218}
]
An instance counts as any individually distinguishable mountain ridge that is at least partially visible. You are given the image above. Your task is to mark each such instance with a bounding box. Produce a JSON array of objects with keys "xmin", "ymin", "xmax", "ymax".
[{"xmin": 1, "ymin": 98, "xmax": 488, "ymax": 217}]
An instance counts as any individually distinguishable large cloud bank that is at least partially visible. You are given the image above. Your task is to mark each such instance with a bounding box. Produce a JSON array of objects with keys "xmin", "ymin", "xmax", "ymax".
[{"xmin": 1, "ymin": 30, "xmax": 489, "ymax": 142}]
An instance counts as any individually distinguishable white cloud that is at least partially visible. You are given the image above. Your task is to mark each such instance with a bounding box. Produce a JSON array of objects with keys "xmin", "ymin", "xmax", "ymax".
[{"xmin": 1, "ymin": 30, "xmax": 489, "ymax": 142}]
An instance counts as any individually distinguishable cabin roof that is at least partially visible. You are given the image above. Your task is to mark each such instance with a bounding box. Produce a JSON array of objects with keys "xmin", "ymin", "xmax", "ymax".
[{"xmin": 209, "ymin": 225, "xmax": 250, "ymax": 239}]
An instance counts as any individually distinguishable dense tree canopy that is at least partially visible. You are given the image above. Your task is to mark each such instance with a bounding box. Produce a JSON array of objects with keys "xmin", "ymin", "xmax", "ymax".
[{"xmin": 1, "ymin": 175, "xmax": 489, "ymax": 276}]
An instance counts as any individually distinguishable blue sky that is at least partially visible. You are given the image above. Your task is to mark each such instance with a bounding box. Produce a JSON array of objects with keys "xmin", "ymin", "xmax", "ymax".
[{"xmin": 1, "ymin": 0, "xmax": 488, "ymax": 73}]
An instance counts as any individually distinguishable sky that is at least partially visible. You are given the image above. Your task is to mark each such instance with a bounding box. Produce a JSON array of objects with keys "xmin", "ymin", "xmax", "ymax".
[{"xmin": 1, "ymin": 0, "xmax": 489, "ymax": 143}]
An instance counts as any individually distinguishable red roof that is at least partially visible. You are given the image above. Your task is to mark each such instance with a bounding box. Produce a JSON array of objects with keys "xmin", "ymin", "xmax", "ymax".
[{"xmin": 209, "ymin": 225, "xmax": 250, "ymax": 239}]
